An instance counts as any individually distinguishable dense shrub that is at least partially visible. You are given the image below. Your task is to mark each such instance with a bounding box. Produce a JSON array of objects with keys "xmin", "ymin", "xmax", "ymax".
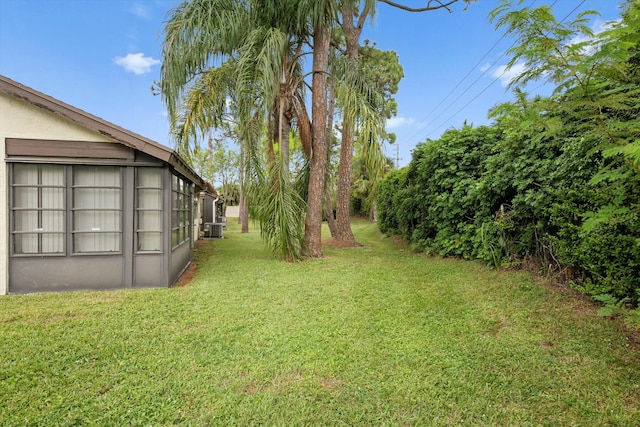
[
  {"xmin": 378, "ymin": 123, "xmax": 640, "ymax": 305},
  {"xmin": 377, "ymin": 168, "xmax": 406, "ymax": 235},
  {"xmin": 378, "ymin": 1, "xmax": 640, "ymax": 305}
]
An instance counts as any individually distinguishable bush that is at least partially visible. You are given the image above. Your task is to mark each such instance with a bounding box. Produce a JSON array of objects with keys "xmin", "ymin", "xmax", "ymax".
[{"xmin": 378, "ymin": 124, "xmax": 640, "ymax": 306}]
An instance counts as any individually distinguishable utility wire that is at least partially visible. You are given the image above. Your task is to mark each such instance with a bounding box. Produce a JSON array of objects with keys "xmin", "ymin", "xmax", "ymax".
[
  {"xmin": 401, "ymin": 32, "xmax": 511, "ymax": 143},
  {"xmin": 425, "ymin": 0, "xmax": 590, "ymax": 140},
  {"xmin": 408, "ymin": 0, "xmax": 597, "ymax": 144},
  {"xmin": 402, "ymin": 0, "xmax": 540, "ymax": 143}
]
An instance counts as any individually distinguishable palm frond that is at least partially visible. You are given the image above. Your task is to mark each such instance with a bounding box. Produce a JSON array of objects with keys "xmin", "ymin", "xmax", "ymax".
[{"xmin": 160, "ymin": 0, "xmax": 250, "ymax": 120}]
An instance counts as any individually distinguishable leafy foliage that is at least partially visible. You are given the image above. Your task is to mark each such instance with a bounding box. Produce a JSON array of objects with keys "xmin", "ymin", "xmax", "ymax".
[{"xmin": 378, "ymin": 1, "xmax": 640, "ymax": 305}]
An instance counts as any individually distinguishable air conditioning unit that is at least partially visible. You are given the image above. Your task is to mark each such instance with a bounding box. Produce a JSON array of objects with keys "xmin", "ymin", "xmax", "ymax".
[{"xmin": 210, "ymin": 223, "xmax": 223, "ymax": 238}]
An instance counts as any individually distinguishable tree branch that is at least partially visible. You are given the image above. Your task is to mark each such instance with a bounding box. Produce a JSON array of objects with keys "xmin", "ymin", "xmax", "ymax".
[
  {"xmin": 357, "ymin": 2, "xmax": 373, "ymax": 31},
  {"xmin": 378, "ymin": 0, "xmax": 459, "ymax": 13}
]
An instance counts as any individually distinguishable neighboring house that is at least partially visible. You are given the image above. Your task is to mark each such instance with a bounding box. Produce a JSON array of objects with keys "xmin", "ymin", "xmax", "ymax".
[{"xmin": 0, "ymin": 75, "xmax": 207, "ymax": 294}]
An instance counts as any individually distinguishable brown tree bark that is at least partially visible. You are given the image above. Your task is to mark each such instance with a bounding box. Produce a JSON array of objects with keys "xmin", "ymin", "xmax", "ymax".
[
  {"xmin": 324, "ymin": 75, "xmax": 337, "ymax": 237},
  {"xmin": 333, "ymin": 0, "xmax": 370, "ymax": 246},
  {"xmin": 296, "ymin": 100, "xmax": 313, "ymax": 159},
  {"xmin": 303, "ymin": 23, "xmax": 331, "ymax": 257},
  {"xmin": 239, "ymin": 138, "xmax": 249, "ymax": 233},
  {"xmin": 324, "ymin": 178, "xmax": 337, "ymax": 236},
  {"xmin": 239, "ymin": 192, "xmax": 249, "ymax": 233}
]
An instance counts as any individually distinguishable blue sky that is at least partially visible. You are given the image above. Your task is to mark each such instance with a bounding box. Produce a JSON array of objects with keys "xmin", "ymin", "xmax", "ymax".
[{"xmin": 0, "ymin": 0, "xmax": 625, "ymax": 167}]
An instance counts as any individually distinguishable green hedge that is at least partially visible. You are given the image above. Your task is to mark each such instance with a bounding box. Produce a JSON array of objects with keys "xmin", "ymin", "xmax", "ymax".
[{"xmin": 378, "ymin": 125, "xmax": 640, "ymax": 305}]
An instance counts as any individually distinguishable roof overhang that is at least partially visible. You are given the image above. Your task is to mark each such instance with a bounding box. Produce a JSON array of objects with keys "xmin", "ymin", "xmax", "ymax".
[{"xmin": 0, "ymin": 74, "xmax": 205, "ymax": 190}]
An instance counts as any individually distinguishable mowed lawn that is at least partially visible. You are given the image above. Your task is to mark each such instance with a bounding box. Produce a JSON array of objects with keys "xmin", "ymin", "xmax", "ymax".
[{"xmin": 1, "ymin": 220, "xmax": 639, "ymax": 426}]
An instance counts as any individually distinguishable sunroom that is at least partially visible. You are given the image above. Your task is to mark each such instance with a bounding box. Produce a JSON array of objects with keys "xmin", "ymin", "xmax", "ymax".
[{"xmin": 1, "ymin": 75, "xmax": 206, "ymax": 294}]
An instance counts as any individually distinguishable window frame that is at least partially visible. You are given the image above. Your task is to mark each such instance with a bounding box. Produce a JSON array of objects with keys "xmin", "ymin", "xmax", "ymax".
[
  {"xmin": 135, "ymin": 167, "xmax": 164, "ymax": 253},
  {"xmin": 10, "ymin": 163, "xmax": 66, "ymax": 256},
  {"xmin": 171, "ymin": 173, "xmax": 192, "ymax": 250},
  {"xmin": 71, "ymin": 165, "xmax": 123, "ymax": 255}
]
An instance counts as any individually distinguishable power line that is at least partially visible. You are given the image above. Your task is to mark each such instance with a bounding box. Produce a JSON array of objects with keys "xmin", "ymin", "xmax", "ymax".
[
  {"xmin": 406, "ymin": 0, "xmax": 596, "ymax": 145},
  {"xmin": 401, "ymin": 0, "xmax": 541, "ymax": 144},
  {"xmin": 401, "ymin": 31, "xmax": 511, "ymax": 143}
]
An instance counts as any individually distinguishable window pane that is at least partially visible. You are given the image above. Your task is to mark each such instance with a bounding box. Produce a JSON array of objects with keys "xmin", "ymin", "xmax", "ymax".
[
  {"xmin": 14, "ymin": 234, "xmax": 38, "ymax": 254},
  {"xmin": 43, "ymin": 210, "xmax": 64, "ymax": 232},
  {"xmin": 74, "ymin": 188, "xmax": 120, "ymax": 209},
  {"xmin": 42, "ymin": 188, "xmax": 64, "ymax": 209},
  {"xmin": 74, "ymin": 233, "xmax": 120, "ymax": 253},
  {"xmin": 74, "ymin": 166, "xmax": 120, "ymax": 186},
  {"xmin": 41, "ymin": 234, "xmax": 64, "ymax": 253},
  {"xmin": 138, "ymin": 211, "xmax": 161, "ymax": 230},
  {"xmin": 138, "ymin": 232, "xmax": 162, "ymax": 251},
  {"xmin": 74, "ymin": 211, "xmax": 120, "ymax": 231},
  {"xmin": 13, "ymin": 164, "xmax": 39, "ymax": 185},
  {"xmin": 138, "ymin": 189, "xmax": 161, "ymax": 209},
  {"xmin": 171, "ymin": 229, "xmax": 179, "ymax": 248},
  {"xmin": 172, "ymin": 190, "xmax": 178, "ymax": 211},
  {"xmin": 138, "ymin": 168, "xmax": 162, "ymax": 187},
  {"xmin": 14, "ymin": 187, "xmax": 38, "ymax": 208},
  {"xmin": 171, "ymin": 208, "xmax": 178, "ymax": 228},
  {"xmin": 41, "ymin": 165, "xmax": 64, "ymax": 186},
  {"xmin": 14, "ymin": 211, "xmax": 38, "ymax": 232}
]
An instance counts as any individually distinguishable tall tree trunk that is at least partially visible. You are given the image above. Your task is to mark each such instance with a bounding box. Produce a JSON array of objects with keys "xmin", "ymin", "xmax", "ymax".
[
  {"xmin": 325, "ymin": 75, "xmax": 337, "ymax": 237},
  {"xmin": 324, "ymin": 179, "xmax": 337, "ymax": 236},
  {"xmin": 335, "ymin": 114, "xmax": 357, "ymax": 244},
  {"xmin": 239, "ymin": 138, "xmax": 249, "ymax": 233},
  {"xmin": 304, "ymin": 23, "xmax": 331, "ymax": 257},
  {"xmin": 239, "ymin": 192, "xmax": 249, "ymax": 233},
  {"xmin": 296, "ymin": 100, "xmax": 313, "ymax": 159},
  {"xmin": 279, "ymin": 99, "xmax": 291, "ymax": 179},
  {"xmin": 334, "ymin": 1, "xmax": 369, "ymax": 246}
]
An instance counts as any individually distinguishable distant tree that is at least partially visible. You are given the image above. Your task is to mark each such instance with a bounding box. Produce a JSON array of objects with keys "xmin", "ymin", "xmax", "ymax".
[
  {"xmin": 209, "ymin": 133, "xmax": 240, "ymax": 205},
  {"xmin": 332, "ymin": 0, "xmax": 473, "ymax": 247},
  {"xmin": 190, "ymin": 142, "xmax": 215, "ymax": 185},
  {"xmin": 351, "ymin": 154, "xmax": 394, "ymax": 221}
]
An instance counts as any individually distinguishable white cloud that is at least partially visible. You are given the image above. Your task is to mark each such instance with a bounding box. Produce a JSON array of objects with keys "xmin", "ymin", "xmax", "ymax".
[
  {"xmin": 131, "ymin": 3, "xmax": 150, "ymax": 19},
  {"xmin": 592, "ymin": 19, "xmax": 619, "ymax": 36},
  {"xmin": 568, "ymin": 19, "xmax": 620, "ymax": 55},
  {"xmin": 492, "ymin": 62, "xmax": 527, "ymax": 87},
  {"xmin": 114, "ymin": 53, "xmax": 160, "ymax": 75},
  {"xmin": 386, "ymin": 116, "xmax": 415, "ymax": 129},
  {"xmin": 485, "ymin": 19, "xmax": 620, "ymax": 88}
]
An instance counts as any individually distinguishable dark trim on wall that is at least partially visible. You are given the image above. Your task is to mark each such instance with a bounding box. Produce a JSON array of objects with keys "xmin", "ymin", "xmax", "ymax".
[{"xmin": 6, "ymin": 138, "xmax": 135, "ymax": 160}]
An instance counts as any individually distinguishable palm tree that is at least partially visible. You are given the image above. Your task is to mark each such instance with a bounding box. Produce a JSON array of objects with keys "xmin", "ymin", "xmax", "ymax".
[
  {"xmin": 159, "ymin": 0, "xmax": 453, "ymax": 259},
  {"xmin": 160, "ymin": 0, "xmax": 312, "ymax": 260}
]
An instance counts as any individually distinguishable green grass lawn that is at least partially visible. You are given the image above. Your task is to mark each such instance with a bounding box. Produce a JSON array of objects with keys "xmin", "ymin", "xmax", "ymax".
[{"xmin": 1, "ymin": 219, "xmax": 639, "ymax": 426}]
